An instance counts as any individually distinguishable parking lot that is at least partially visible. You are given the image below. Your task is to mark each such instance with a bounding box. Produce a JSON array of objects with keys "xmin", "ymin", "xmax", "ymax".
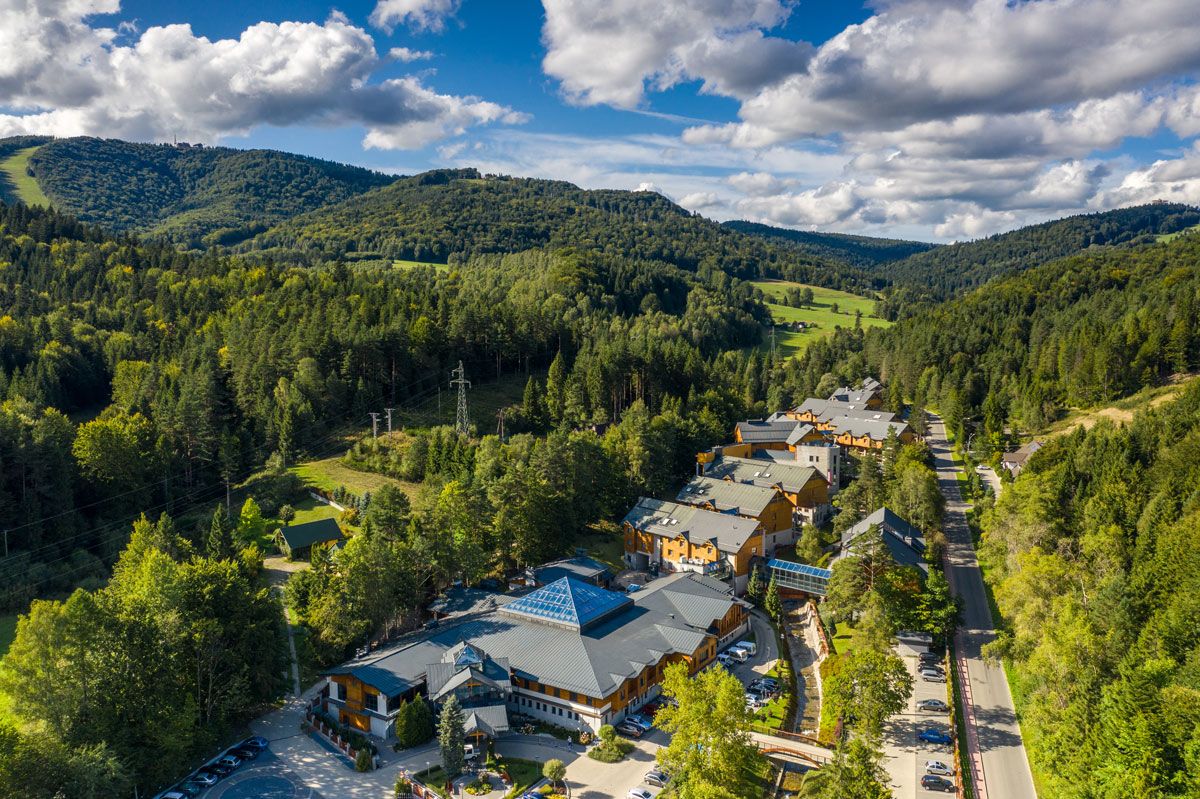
[{"xmin": 881, "ymin": 653, "xmax": 957, "ymax": 797}]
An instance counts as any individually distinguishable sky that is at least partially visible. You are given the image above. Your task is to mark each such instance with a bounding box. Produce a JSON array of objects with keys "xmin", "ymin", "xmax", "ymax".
[{"xmin": 3, "ymin": 0, "xmax": 1200, "ymax": 241}]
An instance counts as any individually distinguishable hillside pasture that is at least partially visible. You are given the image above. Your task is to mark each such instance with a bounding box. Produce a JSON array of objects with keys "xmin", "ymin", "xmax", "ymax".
[
  {"xmin": 749, "ymin": 279, "xmax": 891, "ymax": 357},
  {"xmin": 0, "ymin": 147, "xmax": 51, "ymax": 207}
]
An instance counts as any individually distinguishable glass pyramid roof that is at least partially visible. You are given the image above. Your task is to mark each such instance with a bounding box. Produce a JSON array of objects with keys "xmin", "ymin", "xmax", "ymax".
[{"xmin": 502, "ymin": 577, "xmax": 633, "ymax": 630}]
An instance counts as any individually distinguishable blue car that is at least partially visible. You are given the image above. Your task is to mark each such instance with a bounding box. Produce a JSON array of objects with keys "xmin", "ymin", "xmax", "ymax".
[
  {"xmin": 240, "ymin": 736, "xmax": 269, "ymax": 750},
  {"xmin": 918, "ymin": 728, "xmax": 953, "ymax": 745}
]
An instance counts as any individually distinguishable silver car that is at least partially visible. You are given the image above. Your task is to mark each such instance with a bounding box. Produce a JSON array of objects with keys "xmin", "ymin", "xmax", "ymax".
[{"xmin": 925, "ymin": 760, "xmax": 955, "ymax": 777}]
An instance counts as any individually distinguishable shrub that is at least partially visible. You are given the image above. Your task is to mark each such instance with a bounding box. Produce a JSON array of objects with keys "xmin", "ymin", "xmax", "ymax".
[
  {"xmin": 586, "ymin": 738, "xmax": 635, "ymax": 763},
  {"xmin": 356, "ymin": 749, "xmax": 374, "ymax": 772},
  {"xmin": 340, "ymin": 508, "xmax": 361, "ymax": 526},
  {"xmin": 465, "ymin": 780, "xmax": 490, "ymax": 795},
  {"xmin": 597, "ymin": 724, "xmax": 615, "ymax": 745},
  {"xmin": 279, "ymin": 504, "xmax": 296, "ymax": 523}
]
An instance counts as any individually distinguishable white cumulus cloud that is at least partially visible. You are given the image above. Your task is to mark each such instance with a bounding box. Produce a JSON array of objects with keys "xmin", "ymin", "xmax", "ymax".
[
  {"xmin": 370, "ymin": 0, "xmax": 461, "ymax": 33},
  {"xmin": 0, "ymin": 2, "xmax": 523, "ymax": 150},
  {"xmin": 541, "ymin": 0, "xmax": 811, "ymax": 108}
]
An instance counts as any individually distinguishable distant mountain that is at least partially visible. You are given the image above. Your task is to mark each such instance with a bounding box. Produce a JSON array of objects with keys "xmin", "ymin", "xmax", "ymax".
[
  {"xmin": 722, "ymin": 220, "xmax": 938, "ymax": 270},
  {"xmin": 240, "ymin": 168, "xmax": 875, "ymax": 288},
  {"xmin": 4, "ymin": 136, "xmax": 399, "ymax": 247},
  {"xmin": 877, "ymin": 203, "xmax": 1200, "ymax": 297}
]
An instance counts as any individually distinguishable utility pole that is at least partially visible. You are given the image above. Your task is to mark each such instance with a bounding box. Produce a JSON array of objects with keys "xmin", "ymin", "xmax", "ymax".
[
  {"xmin": 225, "ymin": 479, "xmax": 232, "ymax": 520},
  {"xmin": 369, "ymin": 412, "xmax": 380, "ymax": 439},
  {"xmin": 496, "ymin": 408, "xmax": 506, "ymax": 442},
  {"xmin": 449, "ymin": 360, "xmax": 472, "ymax": 436},
  {"xmin": 2, "ymin": 529, "xmax": 8, "ymax": 558},
  {"xmin": 384, "ymin": 407, "xmax": 395, "ymax": 436},
  {"xmin": 770, "ymin": 325, "xmax": 776, "ymax": 359}
]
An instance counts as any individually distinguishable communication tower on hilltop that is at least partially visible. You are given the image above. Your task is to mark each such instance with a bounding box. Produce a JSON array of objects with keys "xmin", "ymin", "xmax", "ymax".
[{"xmin": 450, "ymin": 360, "xmax": 472, "ymax": 436}]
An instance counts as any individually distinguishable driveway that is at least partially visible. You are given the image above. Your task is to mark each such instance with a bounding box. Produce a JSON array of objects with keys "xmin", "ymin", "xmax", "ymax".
[
  {"xmin": 975, "ymin": 465, "xmax": 1004, "ymax": 498},
  {"xmin": 881, "ymin": 655, "xmax": 955, "ymax": 799},
  {"xmin": 495, "ymin": 735, "xmax": 664, "ymax": 799}
]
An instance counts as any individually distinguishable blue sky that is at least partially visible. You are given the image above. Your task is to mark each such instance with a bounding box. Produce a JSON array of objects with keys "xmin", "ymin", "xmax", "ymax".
[{"xmin": 3, "ymin": 0, "xmax": 1200, "ymax": 240}]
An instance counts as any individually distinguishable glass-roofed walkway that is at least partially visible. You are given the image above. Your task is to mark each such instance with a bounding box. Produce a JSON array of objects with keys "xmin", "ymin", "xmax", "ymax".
[{"xmin": 766, "ymin": 559, "xmax": 832, "ymax": 596}]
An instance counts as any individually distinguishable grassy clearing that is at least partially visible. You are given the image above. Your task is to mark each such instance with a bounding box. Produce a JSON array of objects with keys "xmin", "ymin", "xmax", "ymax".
[
  {"xmin": 1042, "ymin": 373, "xmax": 1199, "ymax": 438},
  {"xmin": 393, "ymin": 259, "xmax": 451, "ymax": 272},
  {"xmin": 0, "ymin": 614, "xmax": 18, "ymax": 659},
  {"xmin": 1157, "ymin": 222, "xmax": 1200, "ymax": 243},
  {"xmin": 0, "ymin": 147, "xmax": 51, "ymax": 207},
  {"xmin": 289, "ymin": 456, "xmax": 420, "ymax": 498},
  {"xmin": 749, "ymin": 280, "xmax": 891, "ymax": 358}
]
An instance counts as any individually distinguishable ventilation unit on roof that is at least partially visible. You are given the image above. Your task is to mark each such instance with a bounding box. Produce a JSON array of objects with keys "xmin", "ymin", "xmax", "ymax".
[
  {"xmin": 764, "ymin": 473, "xmax": 772, "ymax": 478},
  {"xmin": 686, "ymin": 486, "xmax": 694, "ymax": 493},
  {"xmin": 754, "ymin": 471, "xmax": 762, "ymax": 477}
]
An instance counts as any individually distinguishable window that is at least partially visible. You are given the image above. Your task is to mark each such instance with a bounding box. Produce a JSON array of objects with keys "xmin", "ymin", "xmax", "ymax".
[
  {"xmin": 362, "ymin": 692, "xmax": 377, "ymax": 713},
  {"xmin": 336, "ymin": 682, "xmax": 347, "ymax": 701},
  {"xmin": 569, "ymin": 692, "xmax": 576, "ymax": 703},
  {"xmin": 388, "ymin": 694, "xmax": 403, "ymax": 713}
]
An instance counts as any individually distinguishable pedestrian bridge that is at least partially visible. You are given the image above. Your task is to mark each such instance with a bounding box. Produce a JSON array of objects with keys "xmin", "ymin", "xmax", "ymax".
[{"xmin": 766, "ymin": 558, "xmax": 831, "ymax": 597}]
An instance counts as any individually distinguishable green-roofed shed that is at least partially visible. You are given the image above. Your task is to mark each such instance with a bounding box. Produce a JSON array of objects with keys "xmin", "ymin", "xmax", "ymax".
[{"xmin": 274, "ymin": 518, "xmax": 344, "ymax": 560}]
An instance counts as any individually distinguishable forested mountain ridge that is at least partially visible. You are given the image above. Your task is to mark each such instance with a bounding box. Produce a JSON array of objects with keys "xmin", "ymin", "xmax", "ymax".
[
  {"xmin": 976, "ymin": 379, "xmax": 1200, "ymax": 797},
  {"xmin": 876, "ymin": 202, "xmax": 1200, "ymax": 298},
  {"xmin": 238, "ymin": 168, "xmax": 877, "ymax": 289},
  {"xmin": 4, "ymin": 136, "xmax": 398, "ymax": 247},
  {"xmin": 722, "ymin": 219, "xmax": 939, "ymax": 270},
  {"xmin": 770, "ymin": 230, "xmax": 1200, "ymax": 446}
]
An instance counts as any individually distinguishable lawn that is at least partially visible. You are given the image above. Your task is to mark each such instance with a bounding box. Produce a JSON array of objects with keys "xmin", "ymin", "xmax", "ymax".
[
  {"xmin": 0, "ymin": 614, "xmax": 18, "ymax": 659},
  {"xmin": 490, "ymin": 756, "xmax": 543, "ymax": 797},
  {"xmin": 831, "ymin": 621, "xmax": 859, "ymax": 655},
  {"xmin": 749, "ymin": 280, "xmax": 892, "ymax": 358},
  {"xmin": 0, "ymin": 146, "xmax": 51, "ymax": 206},
  {"xmin": 571, "ymin": 521, "xmax": 625, "ymax": 573},
  {"xmin": 752, "ymin": 663, "xmax": 791, "ymax": 730}
]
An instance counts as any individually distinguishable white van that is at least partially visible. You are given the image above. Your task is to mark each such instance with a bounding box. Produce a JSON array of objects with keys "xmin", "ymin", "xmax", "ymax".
[
  {"xmin": 717, "ymin": 652, "xmax": 735, "ymax": 667},
  {"xmin": 726, "ymin": 647, "xmax": 749, "ymax": 663},
  {"xmin": 734, "ymin": 640, "xmax": 757, "ymax": 656}
]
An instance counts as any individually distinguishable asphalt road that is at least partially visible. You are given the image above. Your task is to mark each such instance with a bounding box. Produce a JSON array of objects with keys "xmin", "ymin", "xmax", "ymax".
[{"xmin": 928, "ymin": 416, "xmax": 1037, "ymax": 799}]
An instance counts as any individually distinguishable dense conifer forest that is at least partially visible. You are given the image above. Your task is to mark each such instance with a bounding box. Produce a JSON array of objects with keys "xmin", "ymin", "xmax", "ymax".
[
  {"xmin": 722, "ymin": 220, "xmax": 940, "ymax": 270},
  {"xmin": 11, "ymin": 136, "xmax": 398, "ymax": 246}
]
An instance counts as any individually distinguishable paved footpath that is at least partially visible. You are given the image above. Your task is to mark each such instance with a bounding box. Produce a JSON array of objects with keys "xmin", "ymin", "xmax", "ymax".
[{"xmin": 928, "ymin": 416, "xmax": 1037, "ymax": 799}]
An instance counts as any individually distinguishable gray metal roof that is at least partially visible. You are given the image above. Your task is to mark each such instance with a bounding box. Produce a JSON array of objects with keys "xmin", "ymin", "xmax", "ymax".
[
  {"xmin": 703, "ymin": 456, "xmax": 826, "ymax": 497},
  {"xmin": 827, "ymin": 417, "xmax": 911, "ymax": 441},
  {"xmin": 735, "ymin": 418, "xmax": 803, "ymax": 443},
  {"xmin": 463, "ymin": 704, "xmax": 510, "ymax": 737},
  {"xmin": 533, "ymin": 556, "xmax": 611, "ymax": 585},
  {"xmin": 794, "ymin": 398, "xmax": 897, "ymax": 424},
  {"xmin": 786, "ymin": 424, "xmax": 819, "ymax": 445},
  {"xmin": 622, "ymin": 497, "xmax": 761, "ymax": 554},
  {"xmin": 840, "ymin": 507, "xmax": 928, "ymax": 574},
  {"xmin": 830, "ymin": 378, "xmax": 882, "ymax": 404},
  {"xmin": 324, "ymin": 572, "xmax": 742, "ymax": 700},
  {"xmin": 676, "ymin": 476, "xmax": 780, "ymax": 518},
  {"xmin": 428, "ymin": 586, "xmax": 514, "ymax": 618}
]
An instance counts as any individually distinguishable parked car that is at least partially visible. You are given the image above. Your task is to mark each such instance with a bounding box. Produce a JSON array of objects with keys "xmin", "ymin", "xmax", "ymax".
[
  {"xmin": 726, "ymin": 647, "xmax": 749, "ymax": 663},
  {"xmin": 231, "ymin": 745, "xmax": 260, "ymax": 760},
  {"xmin": 918, "ymin": 728, "xmax": 953, "ymax": 745},
  {"xmin": 617, "ymin": 722, "xmax": 645, "ymax": 738},
  {"xmin": 158, "ymin": 792, "xmax": 187, "ymax": 799},
  {"xmin": 205, "ymin": 762, "xmax": 235, "ymax": 777},
  {"xmin": 749, "ymin": 678, "xmax": 778, "ymax": 694},
  {"xmin": 744, "ymin": 692, "xmax": 764, "ymax": 708},
  {"xmin": 172, "ymin": 784, "xmax": 202, "ymax": 798},
  {"xmin": 920, "ymin": 668, "xmax": 947, "ymax": 683},
  {"xmin": 628, "ymin": 789, "xmax": 654, "ymax": 799},
  {"xmin": 645, "ymin": 769, "xmax": 669, "ymax": 786},
  {"xmin": 734, "ymin": 640, "xmax": 757, "ymax": 656},
  {"xmin": 717, "ymin": 653, "xmax": 735, "ymax": 667},
  {"xmin": 188, "ymin": 773, "xmax": 219, "ymax": 787},
  {"xmin": 626, "ymin": 715, "xmax": 653, "ymax": 730},
  {"xmin": 918, "ymin": 652, "xmax": 940, "ymax": 664},
  {"xmin": 240, "ymin": 736, "xmax": 269, "ymax": 750},
  {"xmin": 925, "ymin": 760, "xmax": 955, "ymax": 777},
  {"xmin": 217, "ymin": 754, "xmax": 242, "ymax": 769},
  {"xmin": 917, "ymin": 699, "xmax": 950, "ymax": 713},
  {"xmin": 921, "ymin": 774, "xmax": 954, "ymax": 792},
  {"xmin": 626, "ymin": 584, "xmax": 642, "ymax": 593}
]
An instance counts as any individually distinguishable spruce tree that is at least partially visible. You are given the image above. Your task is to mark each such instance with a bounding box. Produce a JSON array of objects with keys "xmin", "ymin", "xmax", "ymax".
[
  {"xmin": 207, "ymin": 505, "xmax": 233, "ymax": 560},
  {"xmin": 438, "ymin": 694, "xmax": 466, "ymax": 778},
  {"xmin": 747, "ymin": 567, "xmax": 763, "ymax": 606},
  {"xmin": 765, "ymin": 575, "xmax": 782, "ymax": 621}
]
